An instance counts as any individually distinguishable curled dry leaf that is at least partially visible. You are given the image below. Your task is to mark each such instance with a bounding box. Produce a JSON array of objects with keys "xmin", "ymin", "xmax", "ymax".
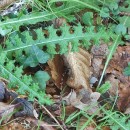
[
  {"xmin": 63, "ymin": 89, "xmax": 100, "ymax": 115},
  {"xmin": 48, "ymin": 55, "xmax": 68, "ymax": 89},
  {"xmin": 63, "ymin": 47, "xmax": 92, "ymax": 91}
]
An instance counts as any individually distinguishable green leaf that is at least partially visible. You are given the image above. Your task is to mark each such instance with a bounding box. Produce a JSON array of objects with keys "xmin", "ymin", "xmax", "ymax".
[
  {"xmin": 109, "ymin": 2, "xmax": 118, "ymax": 11},
  {"xmin": 0, "ymin": 27, "xmax": 12, "ymax": 36},
  {"xmin": 100, "ymin": 7, "xmax": 110, "ymax": 18},
  {"xmin": 123, "ymin": 62, "xmax": 130, "ymax": 76},
  {"xmin": 97, "ymin": 81, "xmax": 111, "ymax": 94},
  {"xmin": 34, "ymin": 71, "xmax": 50, "ymax": 89},
  {"xmin": 0, "ymin": 52, "xmax": 51, "ymax": 104},
  {"xmin": 82, "ymin": 12, "xmax": 93, "ymax": 25},
  {"xmin": 118, "ymin": 16, "xmax": 130, "ymax": 28},
  {"xmin": 23, "ymin": 46, "xmax": 50, "ymax": 67},
  {"xmin": 114, "ymin": 24, "xmax": 126, "ymax": 35}
]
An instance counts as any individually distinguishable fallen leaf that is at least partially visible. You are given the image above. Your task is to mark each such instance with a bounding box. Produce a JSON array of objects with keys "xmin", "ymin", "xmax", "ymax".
[
  {"xmin": 10, "ymin": 92, "xmax": 38, "ymax": 118},
  {"xmin": 107, "ymin": 45, "xmax": 130, "ymax": 74},
  {"xmin": 105, "ymin": 45, "xmax": 130, "ymax": 112},
  {"xmin": 0, "ymin": 0, "xmax": 16, "ymax": 9},
  {"xmin": 63, "ymin": 89, "xmax": 100, "ymax": 115},
  {"xmin": 91, "ymin": 44, "xmax": 109, "ymax": 78},
  {"xmin": 63, "ymin": 47, "xmax": 92, "ymax": 91},
  {"xmin": 48, "ymin": 55, "xmax": 68, "ymax": 89},
  {"xmin": 117, "ymin": 85, "xmax": 130, "ymax": 112},
  {"xmin": 26, "ymin": 117, "xmax": 56, "ymax": 130},
  {"xmin": 0, "ymin": 102, "xmax": 15, "ymax": 123},
  {"xmin": 91, "ymin": 58, "xmax": 103, "ymax": 78},
  {"xmin": 91, "ymin": 44, "xmax": 109, "ymax": 57}
]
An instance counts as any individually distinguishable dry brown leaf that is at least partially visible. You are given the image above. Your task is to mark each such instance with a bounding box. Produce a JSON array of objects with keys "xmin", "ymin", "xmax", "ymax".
[
  {"xmin": 92, "ymin": 58, "xmax": 103, "ymax": 78},
  {"xmin": 105, "ymin": 45, "xmax": 130, "ymax": 113},
  {"xmin": 91, "ymin": 44, "xmax": 109, "ymax": 57},
  {"xmin": 48, "ymin": 55, "xmax": 68, "ymax": 89},
  {"xmin": 91, "ymin": 44, "xmax": 109, "ymax": 78},
  {"xmin": 117, "ymin": 86, "xmax": 130, "ymax": 112},
  {"xmin": 63, "ymin": 47, "xmax": 92, "ymax": 91},
  {"xmin": 63, "ymin": 90, "xmax": 100, "ymax": 115},
  {"xmin": 0, "ymin": 0, "xmax": 16, "ymax": 9},
  {"xmin": 0, "ymin": 102, "xmax": 15, "ymax": 123},
  {"xmin": 26, "ymin": 117, "xmax": 56, "ymax": 130},
  {"xmin": 107, "ymin": 45, "xmax": 130, "ymax": 75}
]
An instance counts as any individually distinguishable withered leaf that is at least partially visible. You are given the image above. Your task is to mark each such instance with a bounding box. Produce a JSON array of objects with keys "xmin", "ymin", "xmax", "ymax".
[
  {"xmin": 63, "ymin": 89, "xmax": 100, "ymax": 115},
  {"xmin": 63, "ymin": 47, "xmax": 92, "ymax": 91},
  {"xmin": 48, "ymin": 55, "xmax": 68, "ymax": 89},
  {"xmin": 0, "ymin": 102, "xmax": 15, "ymax": 123}
]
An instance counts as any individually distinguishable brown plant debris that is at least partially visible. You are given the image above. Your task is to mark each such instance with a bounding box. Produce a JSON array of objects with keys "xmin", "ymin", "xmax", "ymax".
[
  {"xmin": 0, "ymin": 0, "xmax": 16, "ymax": 9},
  {"xmin": 63, "ymin": 47, "xmax": 92, "ymax": 91},
  {"xmin": 63, "ymin": 89, "xmax": 100, "ymax": 115}
]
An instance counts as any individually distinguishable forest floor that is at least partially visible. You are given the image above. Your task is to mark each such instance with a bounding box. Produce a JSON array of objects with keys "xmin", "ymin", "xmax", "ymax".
[{"xmin": 0, "ymin": 0, "xmax": 130, "ymax": 130}]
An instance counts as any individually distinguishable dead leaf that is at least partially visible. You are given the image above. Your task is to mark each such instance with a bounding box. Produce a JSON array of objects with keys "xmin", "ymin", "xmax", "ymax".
[
  {"xmin": 63, "ymin": 47, "xmax": 92, "ymax": 91},
  {"xmin": 91, "ymin": 44, "xmax": 109, "ymax": 57},
  {"xmin": 91, "ymin": 58, "xmax": 103, "ymax": 78},
  {"xmin": 9, "ymin": 92, "xmax": 38, "ymax": 118},
  {"xmin": 117, "ymin": 86, "xmax": 130, "ymax": 112},
  {"xmin": 63, "ymin": 89, "xmax": 100, "ymax": 115},
  {"xmin": 26, "ymin": 117, "xmax": 56, "ymax": 130},
  {"xmin": 105, "ymin": 45, "xmax": 130, "ymax": 113},
  {"xmin": 91, "ymin": 44, "xmax": 109, "ymax": 78},
  {"xmin": 48, "ymin": 55, "xmax": 68, "ymax": 89},
  {"xmin": 0, "ymin": 102, "xmax": 15, "ymax": 123},
  {"xmin": 0, "ymin": 0, "xmax": 16, "ymax": 9},
  {"xmin": 107, "ymin": 45, "xmax": 130, "ymax": 75}
]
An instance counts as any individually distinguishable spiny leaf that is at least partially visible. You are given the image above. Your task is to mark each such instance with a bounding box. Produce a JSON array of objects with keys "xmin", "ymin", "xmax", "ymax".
[
  {"xmin": 0, "ymin": 52, "xmax": 52, "ymax": 104},
  {"xmin": 96, "ymin": 81, "xmax": 111, "ymax": 94}
]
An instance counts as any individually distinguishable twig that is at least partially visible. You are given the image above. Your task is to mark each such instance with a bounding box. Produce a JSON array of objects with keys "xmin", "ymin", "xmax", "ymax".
[{"xmin": 41, "ymin": 105, "xmax": 64, "ymax": 130}]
